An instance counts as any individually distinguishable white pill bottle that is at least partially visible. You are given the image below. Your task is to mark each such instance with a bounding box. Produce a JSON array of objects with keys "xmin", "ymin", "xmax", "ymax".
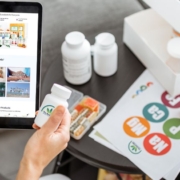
[
  {"xmin": 93, "ymin": 33, "xmax": 118, "ymax": 77},
  {"xmin": 61, "ymin": 31, "xmax": 92, "ymax": 85},
  {"xmin": 35, "ymin": 84, "xmax": 71, "ymax": 127}
]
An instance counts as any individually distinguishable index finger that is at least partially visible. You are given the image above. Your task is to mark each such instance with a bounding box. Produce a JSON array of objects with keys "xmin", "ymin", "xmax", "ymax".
[{"xmin": 32, "ymin": 123, "xmax": 40, "ymax": 130}]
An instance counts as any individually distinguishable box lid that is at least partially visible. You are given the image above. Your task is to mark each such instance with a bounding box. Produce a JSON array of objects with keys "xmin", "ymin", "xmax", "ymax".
[{"xmin": 143, "ymin": 0, "xmax": 180, "ymax": 33}]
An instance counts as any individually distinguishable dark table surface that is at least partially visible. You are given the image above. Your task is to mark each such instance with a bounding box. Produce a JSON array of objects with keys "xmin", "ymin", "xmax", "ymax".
[{"xmin": 41, "ymin": 23, "xmax": 145, "ymax": 173}]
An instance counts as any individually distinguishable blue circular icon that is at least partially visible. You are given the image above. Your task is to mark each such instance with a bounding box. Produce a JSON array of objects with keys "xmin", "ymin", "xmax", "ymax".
[{"xmin": 143, "ymin": 102, "xmax": 169, "ymax": 123}]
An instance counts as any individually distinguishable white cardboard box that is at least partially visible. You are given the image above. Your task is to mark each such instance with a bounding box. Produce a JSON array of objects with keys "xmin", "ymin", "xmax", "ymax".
[
  {"xmin": 143, "ymin": 0, "xmax": 180, "ymax": 33},
  {"xmin": 123, "ymin": 9, "xmax": 180, "ymax": 97}
]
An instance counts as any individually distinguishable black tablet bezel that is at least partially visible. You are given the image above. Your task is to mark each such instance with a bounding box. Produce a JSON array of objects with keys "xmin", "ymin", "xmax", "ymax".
[{"xmin": 0, "ymin": 2, "xmax": 42, "ymax": 129}]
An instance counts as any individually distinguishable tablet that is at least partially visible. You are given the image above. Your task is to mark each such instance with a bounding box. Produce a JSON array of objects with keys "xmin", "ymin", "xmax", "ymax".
[{"xmin": 0, "ymin": 2, "xmax": 42, "ymax": 129}]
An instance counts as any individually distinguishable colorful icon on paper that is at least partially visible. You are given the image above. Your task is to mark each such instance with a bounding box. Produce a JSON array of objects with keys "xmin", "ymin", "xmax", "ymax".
[
  {"xmin": 123, "ymin": 116, "xmax": 150, "ymax": 138},
  {"xmin": 132, "ymin": 82, "xmax": 153, "ymax": 98},
  {"xmin": 143, "ymin": 133, "xmax": 171, "ymax": 156},
  {"xmin": 163, "ymin": 118, "xmax": 180, "ymax": 139},
  {"xmin": 143, "ymin": 102, "xmax": 169, "ymax": 123},
  {"xmin": 161, "ymin": 91, "xmax": 180, "ymax": 108},
  {"xmin": 128, "ymin": 141, "xmax": 142, "ymax": 154}
]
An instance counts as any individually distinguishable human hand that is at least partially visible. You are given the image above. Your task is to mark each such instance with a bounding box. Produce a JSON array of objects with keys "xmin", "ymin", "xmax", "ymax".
[
  {"xmin": 13, "ymin": 71, "xmax": 26, "ymax": 77},
  {"xmin": 7, "ymin": 76, "xmax": 21, "ymax": 81},
  {"xmin": 21, "ymin": 77, "xmax": 30, "ymax": 82},
  {"xmin": 16, "ymin": 106, "xmax": 71, "ymax": 180}
]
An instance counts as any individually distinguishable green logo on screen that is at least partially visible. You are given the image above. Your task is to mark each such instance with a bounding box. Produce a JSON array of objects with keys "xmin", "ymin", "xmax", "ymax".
[
  {"xmin": 41, "ymin": 105, "xmax": 55, "ymax": 116},
  {"xmin": 128, "ymin": 141, "xmax": 142, "ymax": 154}
]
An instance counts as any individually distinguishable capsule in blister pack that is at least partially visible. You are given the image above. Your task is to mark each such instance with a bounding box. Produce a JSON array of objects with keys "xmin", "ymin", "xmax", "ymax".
[{"xmin": 66, "ymin": 86, "xmax": 106, "ymax": 140}]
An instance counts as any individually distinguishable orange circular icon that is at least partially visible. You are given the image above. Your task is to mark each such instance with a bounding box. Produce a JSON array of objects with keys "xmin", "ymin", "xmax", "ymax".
[{"xmin": 123, "ymin": 116, "xmax": 150, "ymax": 138}]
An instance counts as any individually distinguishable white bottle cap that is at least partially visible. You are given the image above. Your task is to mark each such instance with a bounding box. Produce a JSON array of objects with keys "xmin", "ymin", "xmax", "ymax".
[
  {"xmin": 167, "ymin": 37, "xmax": 180, "ymax": 59},
  {"xmin": 51, "ymin": 84, "xmax": 71, "ymax": 99},
  {"xmin": 95, "ymin": 32, "xmax": 115, "ymax": 49},
  {"xmin": 65, "ymin": 31, "xmax": 85, "ymax": 48}
]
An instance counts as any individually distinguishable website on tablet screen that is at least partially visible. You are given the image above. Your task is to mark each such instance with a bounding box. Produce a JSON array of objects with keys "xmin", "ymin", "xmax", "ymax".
[{"xmin": 0, "ymin": 13, "xmax": 38, "ymax": 118}]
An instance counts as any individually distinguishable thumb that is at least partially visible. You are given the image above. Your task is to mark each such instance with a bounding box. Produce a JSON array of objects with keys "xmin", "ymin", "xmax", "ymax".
[{"xmin": 41, "ymin": 106, "xmax": 65, "ymax": 134}]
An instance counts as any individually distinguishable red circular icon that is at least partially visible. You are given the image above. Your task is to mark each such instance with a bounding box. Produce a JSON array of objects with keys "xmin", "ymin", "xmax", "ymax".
[
  {"xmin": 161, "ymin": 91, "xmax": 180, "ymax": 108},
  {"xmin": 143, "ymin": 133, "xmax": 171, "ymax": 156}
]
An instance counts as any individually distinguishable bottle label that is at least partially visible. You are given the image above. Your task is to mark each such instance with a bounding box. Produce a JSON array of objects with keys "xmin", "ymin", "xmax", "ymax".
[
  {"xmin": 63, "ymin": 55, "xmax": 91, "ymax": 83},
  {"xmin": 41, "ymin": 105, "xmax": 55, "ymax": 117}
]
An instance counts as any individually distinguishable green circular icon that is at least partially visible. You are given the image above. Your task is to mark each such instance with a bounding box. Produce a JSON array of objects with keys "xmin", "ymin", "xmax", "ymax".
[
  {"xmin": 143, "ymin": 102, "xmax": 169, "ymax": 123},
  {"xmin": 163, "ymin": 118, "xmax": 180, "ymax": 139}
]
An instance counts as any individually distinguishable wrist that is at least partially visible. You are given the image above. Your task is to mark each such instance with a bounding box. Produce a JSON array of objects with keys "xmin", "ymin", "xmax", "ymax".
[{"xmin": 16, "ymin": 157, "xmax": 43, "ymax": 180}]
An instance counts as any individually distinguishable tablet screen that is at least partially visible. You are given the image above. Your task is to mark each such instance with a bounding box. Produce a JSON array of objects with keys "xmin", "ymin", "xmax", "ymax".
[{"xmin": 0, "ymin": 12, "xmax": 39, "ymax": 118}]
